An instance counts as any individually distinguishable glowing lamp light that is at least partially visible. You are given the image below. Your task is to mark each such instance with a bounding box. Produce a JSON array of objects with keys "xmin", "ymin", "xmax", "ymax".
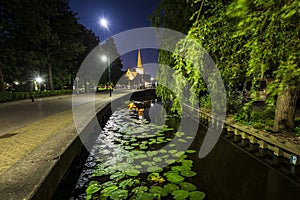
[
  {"xmin": 101, "ymin": 55, "xmax": 108, "ymax": 62},
  {"xmin": 36, "ymin": 77, "xmax": 43, "ymax": 83},
  {"xmin": 100, "ymin": 18, "xmax": 109, "ymax": 30}
]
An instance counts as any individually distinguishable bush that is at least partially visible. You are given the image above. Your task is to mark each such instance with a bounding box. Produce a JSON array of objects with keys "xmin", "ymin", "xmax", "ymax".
[
  {"xmin": 234, "ymin": 104, "xmax": 275, "ymax": 130},
  {"xmin": 199, "ymin": 94, "xmax": 211, "ymax": 109},
  {"xmin": 0, "ymin": 90, "xmax": 72, "ymax": 103}
]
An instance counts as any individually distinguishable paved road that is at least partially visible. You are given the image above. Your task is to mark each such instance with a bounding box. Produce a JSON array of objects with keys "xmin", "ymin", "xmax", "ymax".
[{"xmin": 0, "ymin": 95, "xmax": 73, "ymax": 137}]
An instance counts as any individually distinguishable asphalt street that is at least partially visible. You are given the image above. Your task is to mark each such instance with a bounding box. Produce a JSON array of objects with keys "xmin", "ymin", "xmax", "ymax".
[{"xmin": 0, "ymin": 95, "xmax": 74, "ymax": 137}]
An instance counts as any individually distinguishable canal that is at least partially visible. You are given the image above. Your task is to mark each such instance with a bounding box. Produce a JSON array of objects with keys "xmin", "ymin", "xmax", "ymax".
[{"xmin": 53, "ymin": 99, "xmax": 300, "ymax": 200}]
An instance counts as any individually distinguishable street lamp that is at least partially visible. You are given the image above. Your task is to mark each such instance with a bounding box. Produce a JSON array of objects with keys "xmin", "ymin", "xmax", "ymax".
[
  {"xmin": 99, "ymin": 18, "xmax": 109, "ymax": 30},
  {"xmin": 35, "ymin": 77, "xmax": 43, "ymax": 91},
  {"xmin": 101, "ymin": 55, "xmax": 111, "ymax": 97}
]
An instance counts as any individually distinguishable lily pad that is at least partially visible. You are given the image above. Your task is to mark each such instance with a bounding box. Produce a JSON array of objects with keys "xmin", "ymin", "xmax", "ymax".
[
  {"xmin": 119, "ymin": 179, "xmax": 134, "ymax": 189},
  {"xmin": 135, "ymin": 154, "xmax": 147, "ymax": 159},
  {"xmin": 153, "ymin": 157, "xmax": 162, "ymax": 162},
  {"xmin": 147, "ymin": 151, "xmax": 158, "ymax": 157},
  {"xmin": 141, "ymin": 161, "xmax": 153, "ymax": 166},
  {"xmin": 132, "ymin": 186, "xmax": 148, "ymax": 194},
  {"xmin": 125, "ymin": 168, "xmax": 140, "ymax": 176},
  {"xmin": 102, "ymin": 181, "xmax": 117, "ymax": 188},
  {"xmin": 163, "ymin": 183, "xmax": 179, "ymax": 193},
  {"xmin": 185, "ymin": 149, "xmax": 196, "ymax": 153},
  {"xmin": 172, "ymin": 190, "xmax": 190, "ymax": 200},
  {"xmin": 189, "ymin": 191, "xmax": 206, "ymax": 200},
  {"xmin": 101, "ymin": 185, "xmax": 118, "ymax": 195},
  {"xmin": 164, "ymin": 172, "xmax": 185, "ymax": 183},
  {"xmin": 178, "ymin": 139, "xmax": 187, "ymax": 143},
  {"xmin": 110, "ymin": 172, "xmax": 125, "ymax": 181},
  {"xmin": 180, "ymin": 182, "xmax": 197, "ymax": 191},
  {"xmin": 110, "ymin": 189, "xmax": 128, "ymax": 200},
  {"xmin": 149, "ymin": 186, "xmax": 168, "ymax": 197},
  {"xmin": 169, "ymin": 149, "xmax": 178, "ymax": 154},
  {"xmin": 136, "ymin": 192, "xmax": 154, "ymax": 200},
  {"xmin": 147, "ymin": 166, "xmax": 163, "ymax": 173},
  {"xmin": 166, "ymin": 159, "xmax": 176, "ymax": 165},
  {"xmin": 86, "ymin": 181, "xmax": 101, "ymax": 195},
  {"xmin": 124, "ymin": 146, "xmax": 134, "ymax": 150},
  {"xmin": 180, "ymin": 170, "xmax": 197, "ymax": 177}
]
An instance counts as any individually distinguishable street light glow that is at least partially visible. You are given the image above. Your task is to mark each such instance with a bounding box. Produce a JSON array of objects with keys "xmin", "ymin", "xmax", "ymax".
[
  {"xmin": 100, "ymin": 18, "xmax": 109, "ymax": 30},
  {"xmin": 101, "ymin": 55, "xmax": 107, "ymax": 62},
  {"xmin": 36, "ymin": 77, "xmax": 43, "ymax": 83}
]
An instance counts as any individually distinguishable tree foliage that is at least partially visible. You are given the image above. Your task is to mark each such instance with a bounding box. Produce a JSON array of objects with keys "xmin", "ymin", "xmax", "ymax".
[
  {"xmin": 151, "ymin": 0, "xmax": 300, "ymax": 132},
  {"xmin": 0, "ymin": 0, "xmax": 99, "ymax": 91}
]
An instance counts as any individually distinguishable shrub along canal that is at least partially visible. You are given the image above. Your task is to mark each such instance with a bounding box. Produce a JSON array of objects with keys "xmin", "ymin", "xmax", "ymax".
[{"xmin": 53, "ymin": 100, "xmax": 300, "ymax": 200}]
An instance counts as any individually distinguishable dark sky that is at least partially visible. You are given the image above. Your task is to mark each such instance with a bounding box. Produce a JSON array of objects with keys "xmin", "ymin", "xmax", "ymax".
[{"xmin": 69, "ymin": 0, "xmax": 161, "ymax": 77}]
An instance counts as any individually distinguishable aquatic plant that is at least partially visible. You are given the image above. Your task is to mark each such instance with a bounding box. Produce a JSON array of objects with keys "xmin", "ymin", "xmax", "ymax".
[{"xmin": 84, "ymin": 105, "xmax": 206, "ymax": 200}]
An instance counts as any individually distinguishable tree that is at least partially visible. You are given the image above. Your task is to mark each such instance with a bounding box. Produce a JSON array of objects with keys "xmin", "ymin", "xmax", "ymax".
[
  {"xmin": 227, "ymin": 0, "xmax": 300, "ymax": 132},
  {"xmin": 149, "ymin": 0, "xmax": 200, "ymax": 108},
  {"xmin": 98, "ymin": 38, "xmax": 124, "ymax": 86},
  {"xmin": 0, "ymin": 0, "xmax": 99, "ymax": 91}
]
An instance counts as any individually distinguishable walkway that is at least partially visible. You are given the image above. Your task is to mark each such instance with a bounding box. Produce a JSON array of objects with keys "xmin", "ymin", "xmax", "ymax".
[{"xmin": 0, "ymin": 90, "xmax": 134, "ymax": 200}]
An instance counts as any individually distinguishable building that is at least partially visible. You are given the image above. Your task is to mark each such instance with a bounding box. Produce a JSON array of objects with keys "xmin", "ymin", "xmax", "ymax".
[{"xmin": 125, "ymin": 49, "xmax": 151, "ymax": 89}]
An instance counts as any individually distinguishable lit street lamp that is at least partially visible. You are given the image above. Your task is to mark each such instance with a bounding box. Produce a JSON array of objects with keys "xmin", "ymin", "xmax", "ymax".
[
  {"xmin": 101, "ymin": 55, "xmax": 111, "ymax": 97},
  {"xmin": 100, "ymin": 18, "xmax": 109, "ymax": 30},
  {"xmin": 35, "ymin": 77, "xmax": 43, "ymax": 91}
]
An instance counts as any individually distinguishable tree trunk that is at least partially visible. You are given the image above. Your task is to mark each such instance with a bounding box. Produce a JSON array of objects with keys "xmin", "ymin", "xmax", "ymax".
[
  {"xmin": 48, "ymin": 63, "xmax": 54, "ymax": 90},
  {"xmin": 0, "ymin": 68, "xmax": 5, "ymax": 92},
  {"xmin": 274, "ymin": 86, "xmax": 299, "ymax": 132}
]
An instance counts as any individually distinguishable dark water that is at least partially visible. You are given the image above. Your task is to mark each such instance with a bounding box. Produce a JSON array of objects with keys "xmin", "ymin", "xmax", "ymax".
[
  {"xmin": 53, "ymin": 101, "xmax": 300, "ymax": 200},
  {"xmin": 184, "ymin": 113, "xmax": 300, "ymax": 200}
]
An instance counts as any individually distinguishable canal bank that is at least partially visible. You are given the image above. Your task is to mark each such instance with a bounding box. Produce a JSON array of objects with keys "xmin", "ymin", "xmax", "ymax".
[
  {"xmin": 185, "ymin": 104, "xmax": 300, "ymax": 181},
  {"xmin": 0, "ymin": 91, "xmax": 139, "ymax": 200}
]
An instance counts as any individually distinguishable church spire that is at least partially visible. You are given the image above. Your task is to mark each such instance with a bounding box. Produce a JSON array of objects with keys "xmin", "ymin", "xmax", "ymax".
[{"xmin": 137, "ymin": 49, "xmax": 142, "ymax": 68}]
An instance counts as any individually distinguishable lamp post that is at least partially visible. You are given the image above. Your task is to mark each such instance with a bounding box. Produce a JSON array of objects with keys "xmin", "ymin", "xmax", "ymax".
[
  {"xmin": 101, "ymin": 55, "xmax": 111, "ymax": 97},
  {"xmin": 35, "ymin": 76, "xmax": 43, "ymax": 92}
]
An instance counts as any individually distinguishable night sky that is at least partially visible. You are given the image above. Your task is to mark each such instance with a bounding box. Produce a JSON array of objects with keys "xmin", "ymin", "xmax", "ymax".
[{"xmin": 69, "ymin": 0, "xmax": 161, "ymax": 77}]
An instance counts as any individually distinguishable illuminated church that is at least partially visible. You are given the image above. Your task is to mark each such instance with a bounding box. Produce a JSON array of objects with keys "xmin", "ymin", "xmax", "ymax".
[{"xmin": 125, "ymin": 49, "xmax": 151, "ymax": 88}]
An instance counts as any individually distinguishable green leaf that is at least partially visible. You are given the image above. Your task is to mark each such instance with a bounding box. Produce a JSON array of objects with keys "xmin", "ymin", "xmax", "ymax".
[
  {"xmin": 119, "ymin": 179, "xmax": 134, "ymax": 189},
  {"xmin": 172, "ymin": 190, "xmax": 190, "ymax": 200},
  {"xmin": 153, "ymin": 157, "xmax": 162, "ymax": 162},
  {"xmin": 141, "ymin": 161, "xmax": 153, "ymax": 166},
  {"xmin": 180, "ymin": 182, "xmax": 197, "ymax": 191},
  {"xmin": 149, "ymin": 186, "xmax": 168, "ymax": 197},
  {"xmin": 190, "ymin": 191, "xmax": 206, "ymax": 200},
  {"xmin": 125, "ymin": 168, "xmax": 140, "ymax": 176},
  {"xmin": 86, "ymin": 181, "xmax": 101, "ymax": 195},
  {"xmin": 169, "ymin": 149, "xmax": 178, "ymax": 154},
  {"xmin": 135, "ymin": 154, "xmax": 147, "ymax": 159},
  {"xmin": 171, "ymin": 165, "xmax": 191, "ymax": 172},
  {"xmin": 101, "ymin": 185, "xmax": 118, "ymax": 195},
  {"xmin": 92, "ymin": 169, "xmax": 107, "ymax": 177},
  {"xmin": 102, "ymin": 181, "xmax": 116, "ymax": 188},
  {"xmin": 110, "ymin": 172, "xmax": 125, "ymax": 181},
  {"xmin": 136, "ymin": 192, "xmax": 154, "ymax": 200},
  {"xmin": 166, "ymin": 159, "xmax": 176, "ymax": 164},
  {"xmin": 186, "ymin": 150, "xmax": 196, "ymax": 154},
  {"xmin": 132, "ymin": 186, "xmax": 148, "ymax": 194},
  {"xmin": 164, "ymin": 172, "xmax": 185, "ymax": 183},
  {"xmin": 109, "ymin": 189, "xmax": 128, "ymax": 200},
  {"xmin": 163, "ymin": 183, "xmax": 179, "ymax": 193},
  {"xmin": 124, "ymin": 146, "xmax": 135, "ymax": 150},
  {"xmin": 180, "ymin": 170, "xmax": 197, "ymax": 177},
  {"xmin": 147, "ymin": 166, "xmax": 163, "ymax": 173}
]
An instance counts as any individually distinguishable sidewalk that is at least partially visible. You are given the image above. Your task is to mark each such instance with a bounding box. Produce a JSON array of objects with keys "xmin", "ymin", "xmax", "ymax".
[{"xmin": 0, "ymin": 91, "xmax": 134, "ymax": 200}]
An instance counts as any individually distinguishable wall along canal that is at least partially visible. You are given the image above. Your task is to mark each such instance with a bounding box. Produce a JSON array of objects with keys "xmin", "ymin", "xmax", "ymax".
[{"xmin": 53, "ymin": 100, "xmax": 300, "ymax": 200}]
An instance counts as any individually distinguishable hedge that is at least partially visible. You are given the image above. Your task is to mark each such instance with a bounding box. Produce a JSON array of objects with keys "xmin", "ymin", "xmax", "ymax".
[{"xmin": 0, "ymin": 90, "xmax": 72, "ymax": 103}]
